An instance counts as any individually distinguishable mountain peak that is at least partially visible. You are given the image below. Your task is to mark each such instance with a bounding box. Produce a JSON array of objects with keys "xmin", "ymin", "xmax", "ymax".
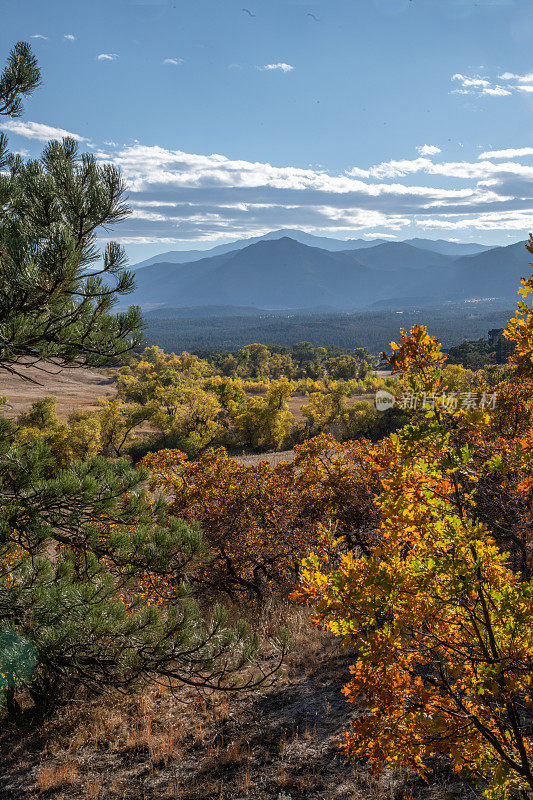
[{"xmin": 125, "ymin": 234, "xmax": 528, "ymax": 314}]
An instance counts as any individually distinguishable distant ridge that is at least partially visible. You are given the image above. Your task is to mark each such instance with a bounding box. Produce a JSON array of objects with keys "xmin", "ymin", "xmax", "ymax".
[
  {"xmin": 132, "ymin": 229, "xmax": 493, "ymax": 270},
  {"xmin": 132, "ymin": 229, "xmax": 388, "ymax": 270},
  {"xmin": 124, "ymin": 235, "xmax": 527, "ymax": 313},
  {"xmin": 407, "ymin": 238, "xmax": 493, "ymax": 257}
]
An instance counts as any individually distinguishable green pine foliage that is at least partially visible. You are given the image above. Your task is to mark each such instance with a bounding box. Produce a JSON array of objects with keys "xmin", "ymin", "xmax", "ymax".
[
  {"xmin": 0, "ymin": 43, "xmax": 276, "ymax": 717},
  {"xmin": 0, "ymin": 43, "xmax": 142, "ymax": 377}
]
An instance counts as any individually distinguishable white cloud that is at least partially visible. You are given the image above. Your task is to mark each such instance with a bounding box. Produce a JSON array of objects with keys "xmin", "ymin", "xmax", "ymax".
[
  {"xmin": 112, "ymin": 145, "xmax": 485, "ymax": 201},
  {"xmin": 420, "ymin": 210, "xmax": 533, "ymax": 232},
  {"xmin": 480, "ymin": 146, "xmax": 533, "ymax": 159},
  {"xmin": 499, "ymin": 72, "xmax": 533, "ymax": 83},
  {"xmin": 483, "ymin": 86, "xmax": 512, "ymax": 96},
  {"xmin": 89, "ymin": 139, "xmax": 532, "ymax": 245},
  {"xmin": 0, "ymin": 119, "xmax": 87, "ymax": 142},
  {"xmin": 31, "ymin": 34, "xmax": 48, "ymax": 40},
  {"xmin": 258, "ymin": 63, "xmax": 294, "ymax": 72},
  {"xmin": 97, "ymin": 53, "xmax": 118, "ymax": 62},
  {"xmin": 163, "ymin": 57, "xmax": 184, "ymax": 66},
  {"xmin": 351, "ymin": 155, "xmax": 533, "ymax": 182},
  {"xmin": 64, "ymin": 34, "xmax": 76, "ymax": 41},
  {"xmin": 417, "ymin": 144, "xmax": 441, "ymax": 156},
  {"xmin": 452, "ymin": 71, "xmax": 533, "ymax": 97},
  {"xmin": 452, "ymin": 74, "xmax": 491, "ymax": 87},
  {"xmin": 363, "ymin": 232, "xmax": 397, "ymax": 239}
]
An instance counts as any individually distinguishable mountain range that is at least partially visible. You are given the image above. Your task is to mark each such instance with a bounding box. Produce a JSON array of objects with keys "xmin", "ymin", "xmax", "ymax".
[
  {"xmin": 133, "ymin": 229, "xmax": 492, "ymax": 270},
  {"xmin": 125, "ymin": 230, "xmax": 526, "ymax": 313}
]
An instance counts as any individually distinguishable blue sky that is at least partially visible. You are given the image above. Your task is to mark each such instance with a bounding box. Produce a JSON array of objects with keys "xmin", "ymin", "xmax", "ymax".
[{"xmin": 0, "ymin": 0, "xmax": 532, "ymax": 263}]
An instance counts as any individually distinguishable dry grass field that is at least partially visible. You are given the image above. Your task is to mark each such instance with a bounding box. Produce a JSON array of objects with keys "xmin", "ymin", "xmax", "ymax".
[
  {"xmin": 0, "ymin": 364, "xmax": 377, "ymax": 469},
  {"xmin": 0, "ymin": 363, "xmax": 117, "ymax": 419}
]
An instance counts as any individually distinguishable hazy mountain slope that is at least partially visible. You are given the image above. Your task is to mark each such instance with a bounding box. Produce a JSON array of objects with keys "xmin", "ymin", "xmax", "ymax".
[
  {"xmin": 179, "ymin": 238, "xmax": 392, "ymax": 309},
  {"xmin": 364, "ymin": 241, "xmax": 527, "ymax": 305},
  {"xmin": 126, "ymin": 236, "xmax": 528, "ymax": 312},
  {"xmin": 132, "ymin": 229, "xmax": 510, "ymax": 272},
  {"xmin": 251, "ymin": 229, "xmax": 386, "ymax": 251},
  {"xmin": 448, "ymin": 241, "xmax": 528, "ymax": 299},
  {"xmin": 132, "ymin": 228, "xmax": 389, "ymax": 270},
  {"xmin": 128, "ymin": 252, "xmax": 235, "ymax": 309},
  {"xmin": 129, "ymin": 237, "xmax": 402, "ymax": 310},
  {"xmin": 131, "ymin": 238, "xmax": 403, "ymax": 310},
  {"xmin": 134, "ymin": 247, "xmax": 229, "ymax": 269},
  {"xmin": 132, "ymin": 230, "xmax": 505, "ymax": 271},
  {"xmin": 406, "ymin": 238, "xmax": 493, "ymax": 256},
  {"xmin": 348, "ymin": 241, "xmax": 454, "ymax": 272}
]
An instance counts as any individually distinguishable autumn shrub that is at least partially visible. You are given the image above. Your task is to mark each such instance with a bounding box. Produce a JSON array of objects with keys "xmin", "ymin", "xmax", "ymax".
[
  {"xmin": 297, "ymin": 239, "xmax": 533, "ymax": 799},
  {"xmin": 144, "ymin": 433, "xmax": 379, "ymax": 601}
]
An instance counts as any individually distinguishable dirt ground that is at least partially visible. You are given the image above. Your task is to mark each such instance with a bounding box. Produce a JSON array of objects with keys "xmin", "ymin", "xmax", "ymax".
[
  {"xmin": 0, "ymin": 620, "xmax": 475, "ymax": 800},
  {"xmin": 0, "ymin": 363, "xmax": 117, "ymax": 419}
]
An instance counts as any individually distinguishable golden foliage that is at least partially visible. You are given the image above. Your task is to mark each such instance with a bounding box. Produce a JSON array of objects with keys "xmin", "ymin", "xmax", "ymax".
[{"xmin": 296, "ymin": 256, "xmax": 533, "ymax": 798}]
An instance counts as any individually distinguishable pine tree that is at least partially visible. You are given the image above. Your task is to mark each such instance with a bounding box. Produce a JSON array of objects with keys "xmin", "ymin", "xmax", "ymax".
[
  {"xmin": 0, "ymin": 43, "xmax": 278, "ymax": 717},
  {"xmin": 0, "ymin": 44, "xmax": 142, "ymax": 378}
]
